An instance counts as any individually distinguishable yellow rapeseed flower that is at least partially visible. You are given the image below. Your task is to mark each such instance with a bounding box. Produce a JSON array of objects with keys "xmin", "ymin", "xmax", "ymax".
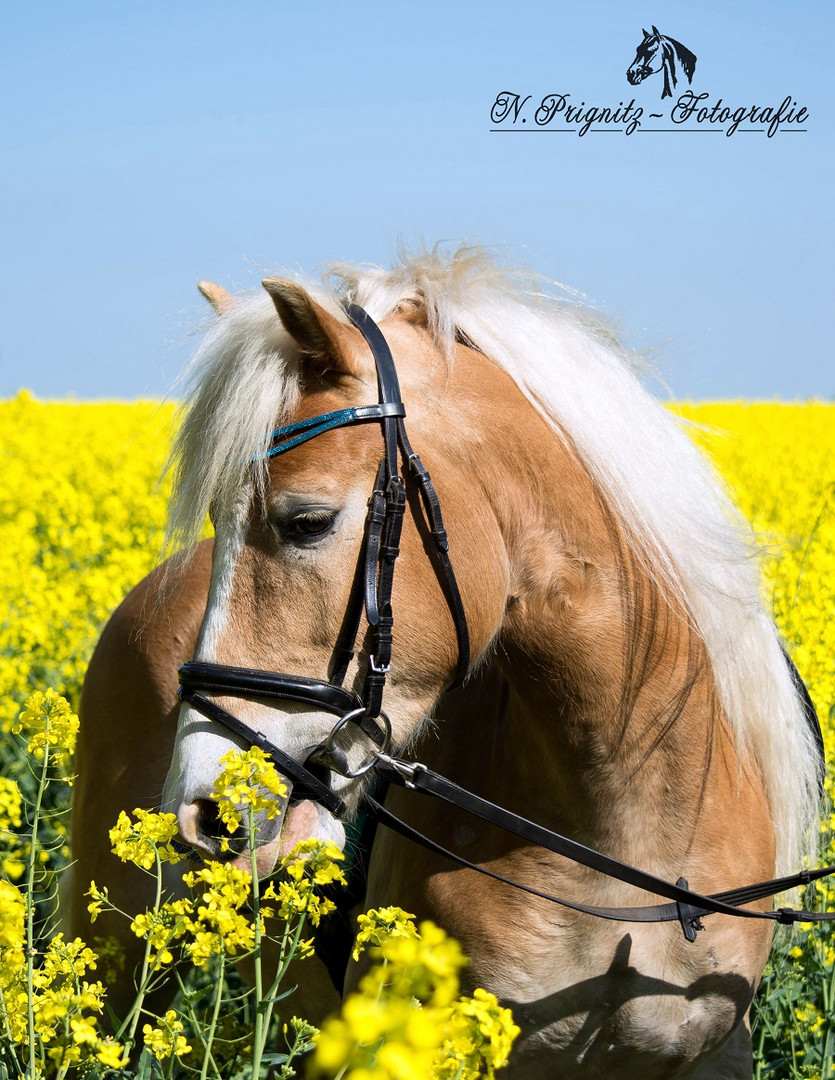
[
  {"xmin": 70, "ymin": 1015, "xmax": 99, "ymax": 1046},
  {"xmin": 311, "ymin": 918, "xmax": 519, "ymax": 1079},
  {"xmin": 211, "ymin": 745, "xmax": 289, "ymax": 831},
  {"xmin": 353, "ymin": 905, "xmax": 418, "ymax": 960},
  {"xmin": 795, "ymin": 1001, "xmax": 825, "ymax": 1036},
  {"xmin": 0, "ymin": 777, "xmax": 22, "ymax": 832},
  {"xmin": 262, "ymin": 838, "xmax": 347, "ymax": 928},
  {"xmin": 0, "ymin": 880, "xmax": 25, "ymax": 949},
  {"xmin": 142, "ymin": 1009, "xmax": 193, "ymax": 1060},
  {"xmin": 13, "ymin": 688, "xmax": 79, "ymax": 769},
  {"xmin": 95, "ymin": 1037, "xmax": 128, "ymax": 1069},
  {"xmin": 0, "ymin": 395, "xmax": 175, "ymax": 733},
  {"xmin": 108, "ymin": 807, "xmax": 184, "ymax": 869},
  {"xmin": 282, "ymin": 837, "xmax": 347, "ymax": 886},
  {"xmin": 437, "ymin": 988, "xmax": 521, "ymax": 1078},
  {"xmin": 85, "ymin": 880, "xmax": 108, "ymax": 923},
  {"xmin": 177, "ymin": 863, "xmax": 255, "ymax": 965}
]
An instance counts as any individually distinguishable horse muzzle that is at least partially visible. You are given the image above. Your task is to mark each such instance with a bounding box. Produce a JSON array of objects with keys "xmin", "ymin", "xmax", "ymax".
[{"xmin": 175, "ymin": 793, "xmax": 340, "ymax": 878}]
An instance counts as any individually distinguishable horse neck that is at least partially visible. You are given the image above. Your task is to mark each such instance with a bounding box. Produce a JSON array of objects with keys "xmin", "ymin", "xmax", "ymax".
[{"xmin": 467, "ymin": 410, "xmax": 730, "ymax": 849}]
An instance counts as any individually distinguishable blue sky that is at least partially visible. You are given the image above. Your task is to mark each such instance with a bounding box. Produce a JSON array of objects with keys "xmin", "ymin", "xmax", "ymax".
[{"xmin": 1, "ymin": 0, "xmax": 832, "ymax": 400}]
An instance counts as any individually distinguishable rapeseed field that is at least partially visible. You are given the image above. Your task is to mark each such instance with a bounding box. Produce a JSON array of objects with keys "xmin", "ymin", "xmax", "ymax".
[{"xmin": 1, "ymin": 394, "xmax": 833, "ymax": 1077}]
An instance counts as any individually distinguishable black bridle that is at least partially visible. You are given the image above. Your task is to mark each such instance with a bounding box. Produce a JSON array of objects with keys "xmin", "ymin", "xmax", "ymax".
[
  {"xmin": 178, "ymin": 301, "xmax": 470, "ymax": 819},
  {"xmin": 178, "ymin": 303, "xmax": 833, "ymax": 942}
]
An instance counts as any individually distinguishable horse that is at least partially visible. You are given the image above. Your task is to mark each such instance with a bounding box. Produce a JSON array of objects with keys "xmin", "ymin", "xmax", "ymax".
[
  {"xmin": 627, "ymin": 27, "xmax": 697, "ymax": 100},
  {"xmin": 69, "ymin": 247, "xmax": 821, "ymax": 1077}
]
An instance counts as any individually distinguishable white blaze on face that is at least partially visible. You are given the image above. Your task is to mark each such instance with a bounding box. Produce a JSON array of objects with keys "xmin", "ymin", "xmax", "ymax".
[
  {"xmin": 160, "ymin": 499, "xmax": 347, "ymax": 857},
  {"xmin": 196, "ymin": 498, "xmax": 248, "ymax": 661},
  {"xmin": 161, "ymin": 503, "xmax": 248, "ymax": 814}
]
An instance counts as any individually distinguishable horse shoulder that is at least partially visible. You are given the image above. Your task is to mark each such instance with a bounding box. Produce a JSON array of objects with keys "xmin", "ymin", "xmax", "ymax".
[{"xmin": 68, "ymin": 542, "xmax": 213, "ymax": 1014}]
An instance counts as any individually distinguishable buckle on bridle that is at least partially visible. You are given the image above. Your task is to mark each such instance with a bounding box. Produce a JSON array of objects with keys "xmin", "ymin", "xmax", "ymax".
[{"xmin": 373, "ymin": 753, "xmax": 424, "ymax": 788}]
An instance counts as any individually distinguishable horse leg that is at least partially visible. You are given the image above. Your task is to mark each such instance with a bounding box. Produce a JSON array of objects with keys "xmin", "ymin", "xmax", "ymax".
[{"xmin": 677, "ymin": 1014, "xmax": 753, "ymax": 1080}]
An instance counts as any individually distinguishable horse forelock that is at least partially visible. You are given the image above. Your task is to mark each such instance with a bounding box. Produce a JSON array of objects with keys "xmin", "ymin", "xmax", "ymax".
[
  {"xmin": 164, "ymin": 244, "xmax": 819, "ymax": 872},
  {"xmin": 164, "ymin": 285, "xmax": 347, "ymax": 554}
]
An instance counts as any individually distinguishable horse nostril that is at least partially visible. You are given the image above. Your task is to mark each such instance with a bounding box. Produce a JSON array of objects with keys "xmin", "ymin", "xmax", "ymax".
[
  {"xmin": 178, "ymin": 798, "xmax": 246, "ymax": 858},
  {"xmin": 194, "ymin": 798, "xmax": 228, "ymax": 841}
]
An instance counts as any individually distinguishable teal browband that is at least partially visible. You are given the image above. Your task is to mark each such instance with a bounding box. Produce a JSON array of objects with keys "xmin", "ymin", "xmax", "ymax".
[{"xmin": 265, "ymin": 402, "xmax": 406, "ymax": 459}]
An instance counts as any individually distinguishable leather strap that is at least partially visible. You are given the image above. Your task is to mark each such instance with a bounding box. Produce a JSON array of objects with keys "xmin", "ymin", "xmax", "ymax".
[
  {"xmin": 179, "ymin": 686, "xmax": 346, "ymax": 817},
  {"xmin": 266, "ymin": 403, "xmax": 406, "ymax": 458},
  {"xmin": 343, "ymin": 306, "xmax": 404, "ymax": 427},
  {"xmin": 373, "ymin": 760, "xmax": 835, "ymax": 935},
  {"xmin": 398, "ymin": 432, "xmax": 470, "ymax": 688},
  {"xmin": 179, "ymin": 660, "xmax": 362, "ymax": 717},
  {"xmin": 366, "ymin": 793, "xmax": 698, "ymax": 926}
]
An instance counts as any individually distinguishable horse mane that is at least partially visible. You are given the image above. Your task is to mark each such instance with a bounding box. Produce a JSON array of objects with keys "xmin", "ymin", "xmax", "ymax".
[
  {"xmin": 665, "ymin": 35, "xmax": 697, "ymax": 84},
  {"xmin": 165, "ymin": 244, "xmax": 818, "ymax": 873}
]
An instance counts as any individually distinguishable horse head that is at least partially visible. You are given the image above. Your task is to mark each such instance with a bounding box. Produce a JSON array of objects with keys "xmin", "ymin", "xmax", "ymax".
[
  {"xmin": 626, "ymin": 27, "xmax": 663, "ymax": 87},
  {"xmin": 160, "ymin": 278, "xmax": 509, "ymax": 875},
  {"xmin": 627, "ymin": 26, "xmax": 697, "ymax": 99}
]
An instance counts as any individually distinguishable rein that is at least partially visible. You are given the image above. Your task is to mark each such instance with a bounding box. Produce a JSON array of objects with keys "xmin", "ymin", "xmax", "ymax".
[
  {"xmin": 178, "ymin": 303, "xmax": 832, "ymax": 943},
  {"xmin": 368, "ymin": 756, "xmax": 835, "ymax": 942}
]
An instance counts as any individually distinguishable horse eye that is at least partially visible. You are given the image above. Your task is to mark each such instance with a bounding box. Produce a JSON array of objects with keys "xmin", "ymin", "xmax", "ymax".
[{"xmin": 288, "ymin": 510, "xmax": 336, "ymax": 537}]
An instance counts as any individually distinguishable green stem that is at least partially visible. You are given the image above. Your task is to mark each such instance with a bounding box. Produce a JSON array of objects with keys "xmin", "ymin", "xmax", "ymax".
[
  {"xmin": 753, "ymin": 1001, "xmax": 765, "ymax": 1080},
  {"xmin": 282, "ymin": 1022, "xmax": 314, "ymax": 1075},
  {"xmin": 199, "ymin": 954, "xmax": 226, "ymax": 1080},
  {"xmin": 788, "ymin": 1022, "xmax": 797, "ymax": 1079},
  {"xmin": 249, "ymin": 811, "xmax": 264, "ymax": 1080},
  {"xmin": 170, "ymin": 968, "xmax": 223, "ymax": 1080},
  {"xmin": 53, "ymin": 1048, "xmax": 69, "ymax": 1080},
  {"xmin": 259, "ymin": 912, "xmax": 309, "ymax": 1051},
  {"xmin": 116, "ymin": 848, "xmax": 165, "ymax": 1051},
  {"xmin": 25, "ymin": 745, "xmax": 50, "ymax": 1080},
  {"xmin": 825, "ymin": 952, "xmax": 835, "ymax": 1078},
  {"xmin": 54, "ymin": 1038, "xmax": 72, "ymax": 1080}
]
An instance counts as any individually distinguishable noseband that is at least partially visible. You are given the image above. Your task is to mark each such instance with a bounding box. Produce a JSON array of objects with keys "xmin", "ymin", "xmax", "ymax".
[{"xmin": 178, "ymin": 303, "xmax": 470, "ymax": 819}]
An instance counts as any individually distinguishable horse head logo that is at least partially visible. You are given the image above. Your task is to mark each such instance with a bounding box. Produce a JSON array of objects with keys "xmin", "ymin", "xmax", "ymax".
[{"xmin": 626, "ymin": 26, "xmax": 697, "ymax": 99}]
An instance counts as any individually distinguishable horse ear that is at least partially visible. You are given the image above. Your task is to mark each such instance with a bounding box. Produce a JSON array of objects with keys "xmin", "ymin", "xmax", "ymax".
[
  {"xmin": 651, "ymin": 25, "xmax": 661, "ymax": 36},
  {"xmin": 197, "ymin": 280, "xmax": 233, "ymax": 314},
  {"xmin": 262, "ymin": 278, "xmax": 365, "ymax": 379},
  {"xmin": 393, "ymin": 297, "xmax": 429, "ymax": 328},
  {"xmin": 642, "ymin": 27, "xmax": 649, "ymax": 36}
]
